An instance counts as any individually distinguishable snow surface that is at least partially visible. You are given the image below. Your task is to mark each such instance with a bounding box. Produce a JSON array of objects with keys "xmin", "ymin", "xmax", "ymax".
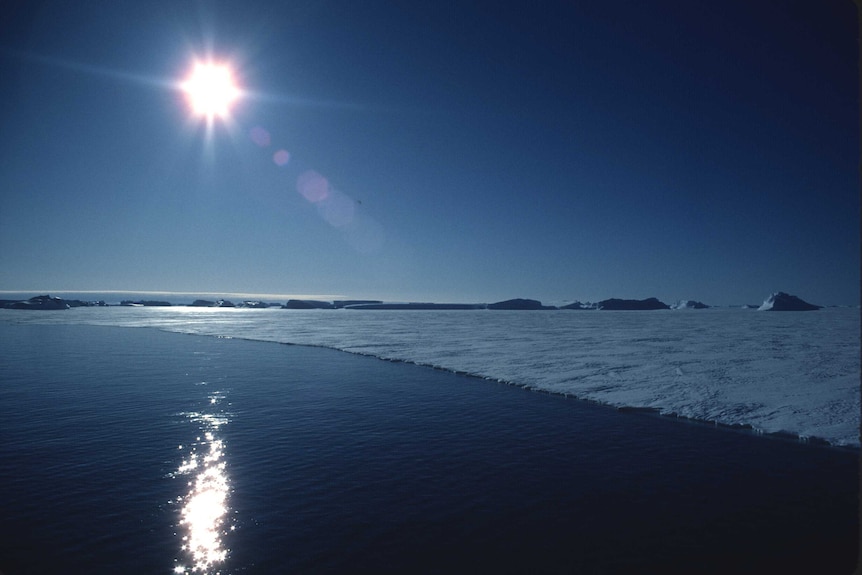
[{"xmin": 2, "ymin": 307, "xmax": 858, "ymax": 447}]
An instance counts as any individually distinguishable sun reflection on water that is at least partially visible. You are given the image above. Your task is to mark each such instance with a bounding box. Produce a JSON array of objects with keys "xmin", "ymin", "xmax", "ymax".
[{"xmin": 173, "ymin": 392, "xmax": 232, "ymax": 574}]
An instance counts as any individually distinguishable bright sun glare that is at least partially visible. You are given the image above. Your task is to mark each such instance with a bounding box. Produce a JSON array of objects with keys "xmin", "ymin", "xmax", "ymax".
[{"xmin": 182, "ymin": 61, "xmax": 240, "ymax": 119}]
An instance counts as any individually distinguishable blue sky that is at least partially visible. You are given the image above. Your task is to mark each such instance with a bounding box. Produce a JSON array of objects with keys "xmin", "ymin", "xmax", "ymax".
[{"xmin": 0, "ymin": 1, "xmax": 858, "ymax": 305}]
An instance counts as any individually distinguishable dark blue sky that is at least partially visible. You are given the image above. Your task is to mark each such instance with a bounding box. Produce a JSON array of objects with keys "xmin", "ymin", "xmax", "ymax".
[{"xmin": 0, "ymin": 1, "xmax": 858, "ymax": 305}]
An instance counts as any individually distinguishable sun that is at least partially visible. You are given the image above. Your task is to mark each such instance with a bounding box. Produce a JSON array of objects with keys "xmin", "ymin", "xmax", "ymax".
[{"xmin": 182, "ymin": 61, "xmax": 240, "ymax": 119}]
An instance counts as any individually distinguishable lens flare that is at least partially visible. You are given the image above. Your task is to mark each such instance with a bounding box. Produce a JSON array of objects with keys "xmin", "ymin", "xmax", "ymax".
[
  {"xmin": 317, "ymin": 188, "xmax": 355, "ymax": 228},
  {"xmin": 297, "ymin": 170, "xmax": 330, "ymax": 203},
  {"xmin": 249, "ymin": 126, "xmax": 271, "ymax": 147}
]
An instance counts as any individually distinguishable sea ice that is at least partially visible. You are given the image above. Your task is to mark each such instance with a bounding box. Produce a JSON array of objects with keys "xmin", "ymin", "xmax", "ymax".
[{"xmin": 2, "ymin": 306, "xmax": 858, "ymax": 446}]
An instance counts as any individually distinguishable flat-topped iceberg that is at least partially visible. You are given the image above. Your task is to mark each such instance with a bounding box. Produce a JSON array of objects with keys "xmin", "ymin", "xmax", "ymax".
[
  {"xmin": 597, "ymin": 297, "xmax": 670, "ymax": 310},
  {"xmin": 488, "ymin": 298, "xmax": 556, "ymax": 310},
  {"xmin": 346, "ymin": 302, "xmax": 485, "ymax": 310},
  {"xmin": 283, "ymin": 299, "xmax": 335, "ymax": 309}
]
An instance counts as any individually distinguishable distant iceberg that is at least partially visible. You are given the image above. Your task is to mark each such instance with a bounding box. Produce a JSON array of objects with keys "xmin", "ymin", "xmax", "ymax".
[
  {"xmin": 670, "ymin": 300, "xmax": 709, "ymax": 310},
  {"xmin": 283, "ymin": 299, "xmax": 335, "ymax": 309},
  {"xmin": 346, "ymin": 302, "xmax": 485, "ymax": 310},
  {"xmin": 560, "ymin": 301, "xmax": 597, "ymax": 310},
  {"xmin": 188, "ymin": 299, "xmax": 235, "ymax": 307},
  {"xmin": 488, "ymin": 298, "xmax": 556, "ymax": 310},
  {"xmin": 596, "ymin": 297, "xmax": 669, "ymax": 310},
  {"xmin": 0, "ymin": 294, "xmax": 69, "ymax": 310},
  {"xmin": 758, "ymin": 292, "xmax": 821, "ymax": 311}
]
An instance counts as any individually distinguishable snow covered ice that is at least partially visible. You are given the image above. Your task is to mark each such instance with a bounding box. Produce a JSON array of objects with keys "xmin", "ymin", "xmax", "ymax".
[{"xmin": 3, "ymin": 306, "xmax": 858, "ymax": 447}]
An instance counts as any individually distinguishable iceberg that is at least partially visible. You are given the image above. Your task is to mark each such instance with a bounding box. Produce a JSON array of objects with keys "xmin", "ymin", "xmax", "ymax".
[
  {"xmin": 670, "ymin": 300, "xmax": 710, "ymax": 310},
  {"xmin": 757, "ymin": 292, "xmax": 821, "ymax": 311},
  {"xmin": 0, "ymin": 294, "xmax": 70, "ymax": 310},
  {"xmin": 560, "ymin": 301, "xmax": 598, "ymax": 310},
  {"xmin": 345, "ymin": 302, "xmax": 485, "ymax": 310},
  {"xmin": 283, "ymin": 299, "xmax": 334, "ymax": 309},
  {"xmin": 597, "ymin": 297, "xmax": 669, "ymax": 310},
  {"xmin": 488, "ymin": 298, "xmax": 556, "ymax": 310}
]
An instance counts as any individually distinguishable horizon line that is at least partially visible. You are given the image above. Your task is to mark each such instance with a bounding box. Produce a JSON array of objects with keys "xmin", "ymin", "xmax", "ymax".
[
  {"xmin": 0, "ymin": 290, "xmax": 856, "ymax": 308},
  {"xmin": 0, "ymin": 290, "xmax": 347, "ymax": 301}
]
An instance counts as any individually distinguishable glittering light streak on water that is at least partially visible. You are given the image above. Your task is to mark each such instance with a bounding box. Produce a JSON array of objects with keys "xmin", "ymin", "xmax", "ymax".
[{"xmin": 173, "ymin": 393, "xmax": 232, "ymax": 574}]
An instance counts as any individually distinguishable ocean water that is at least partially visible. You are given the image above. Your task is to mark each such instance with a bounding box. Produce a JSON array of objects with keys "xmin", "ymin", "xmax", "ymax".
[
  {"xmin": 2, "ymin": 306, "xmax": 859, "ymax": 446},
  {"xmin": 0, "ymin": 316, "xmax": 859, "ymax": 574}
]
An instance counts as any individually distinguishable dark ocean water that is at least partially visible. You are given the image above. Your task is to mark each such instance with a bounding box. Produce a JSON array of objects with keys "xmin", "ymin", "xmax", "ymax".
[{"xmin": 0, "ymin": 323, "xmax": 858, "ymax": 574}]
